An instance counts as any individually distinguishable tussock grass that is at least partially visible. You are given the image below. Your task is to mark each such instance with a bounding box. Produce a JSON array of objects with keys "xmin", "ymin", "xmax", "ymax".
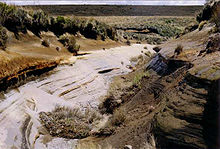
[
  {"xmin": 59, "ymin": 34, "xmax": 80, "ymax": 54},
  {"xmin": 39, "ymin": 105, "xmax": 103, "ymax": 139}
]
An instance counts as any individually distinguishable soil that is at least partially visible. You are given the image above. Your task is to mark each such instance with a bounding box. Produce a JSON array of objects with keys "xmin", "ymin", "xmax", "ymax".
[
  {"xmin": 83, "ymin": 23, "xmax": 220, "ymax": 149},
  {"xmin": 0, "ymin": 29, "xmax": 121, "ymax": 92}
]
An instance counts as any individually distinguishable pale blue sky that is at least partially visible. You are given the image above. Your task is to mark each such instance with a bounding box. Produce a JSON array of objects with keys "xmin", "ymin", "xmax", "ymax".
[{"xmin": 1, "ymin": 0, "xmax": 206, "ymax": 5}]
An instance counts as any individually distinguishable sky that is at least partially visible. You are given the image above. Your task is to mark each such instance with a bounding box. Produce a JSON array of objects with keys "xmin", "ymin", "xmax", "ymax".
[{"xmin": 1, "ymin": 0, "xmax": 206, "ymax": 5}]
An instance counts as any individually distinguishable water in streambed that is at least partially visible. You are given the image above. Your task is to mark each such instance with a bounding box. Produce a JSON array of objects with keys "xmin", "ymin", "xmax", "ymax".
[{"xmin": 0, "ymin": 44, "xmax": 154, "ymax": 149}]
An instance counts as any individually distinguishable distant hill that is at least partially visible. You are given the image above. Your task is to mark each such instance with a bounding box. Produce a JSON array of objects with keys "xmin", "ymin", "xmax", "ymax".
[{"xmin": 29, "ymin": 5, "xmax": 203, "ymax": 16}]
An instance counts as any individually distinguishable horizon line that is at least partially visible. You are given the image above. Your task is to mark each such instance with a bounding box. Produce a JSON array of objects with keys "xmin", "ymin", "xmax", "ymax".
[{"xmin": 1, "ymin": 1, "xmax": 206, "ymax": 6}]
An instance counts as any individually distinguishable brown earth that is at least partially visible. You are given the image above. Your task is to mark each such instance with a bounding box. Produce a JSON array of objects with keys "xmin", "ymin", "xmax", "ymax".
[
  {"xmin": 0, "ymin": 30, "xmax": 120, "ymax": 91},
  {"xmin": 82, "ymin": 23, "xmax": 219, "ymax": 149},
  {"xmin": 76, "ymin": 37, "xmax": 124, "ymax": 51}
]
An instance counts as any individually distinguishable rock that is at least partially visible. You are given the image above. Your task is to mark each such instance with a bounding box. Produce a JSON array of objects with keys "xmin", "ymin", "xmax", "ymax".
[{"xmin": 124, "ymin": 145, "xmax": 132, "ymax": 149}]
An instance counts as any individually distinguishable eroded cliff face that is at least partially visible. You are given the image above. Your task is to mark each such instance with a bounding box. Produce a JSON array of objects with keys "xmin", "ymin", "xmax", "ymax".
[
  {"xmin": 150, "ymin": 56, "xmax": 219, "ymax": 149},
  {"xmin": 150, "ymin": 6, "xmax": 220, "ymax": 148},
  {"xmin": 98, "ymin": 2, "xmax": 220, "ymax": 148}
]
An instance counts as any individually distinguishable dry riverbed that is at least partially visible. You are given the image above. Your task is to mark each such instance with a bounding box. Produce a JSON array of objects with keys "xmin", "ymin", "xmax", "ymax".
[{"xmin": 0, "ymin": 44, "xmax": 155, "ymax": 149}]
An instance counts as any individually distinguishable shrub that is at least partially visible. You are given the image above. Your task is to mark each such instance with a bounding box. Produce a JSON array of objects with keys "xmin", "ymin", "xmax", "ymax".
[
  {"xmin": 59, "ymin": 34, "xmax": 80, "ymax": 54},
  {"xmin": 0, "ymin": 3, "xmax": 16, "ymax": 24},
  {"xmin": 41, "ymin": 39, "xmax": 50, "ymax": 47},
  {"xmin": 39, "ymin": 106, "xmax": 103, "ymax": 139},
  {"xmin": 0, "ymin": 26, "xmax": 8, "ymax": 50},
  {"xmin": 174, "ymin": 44, "xmax": 183, "ymax": 55},
  {"xmin": 0, "ymin": 4, "xmax": 31, "ymax": 35},
  {"xmin": 0, "ymin": 3, "xmax": 117, "ymax": 41},
  {"xmin": 29, "ymin": 10, "xmax": 50, "ymax": 36}
]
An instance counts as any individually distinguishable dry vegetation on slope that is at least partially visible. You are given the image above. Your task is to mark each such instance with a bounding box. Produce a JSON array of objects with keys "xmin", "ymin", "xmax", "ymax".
[{"xmin": 92, "ymin": 16, "xmax": 197, "ymax": 44}]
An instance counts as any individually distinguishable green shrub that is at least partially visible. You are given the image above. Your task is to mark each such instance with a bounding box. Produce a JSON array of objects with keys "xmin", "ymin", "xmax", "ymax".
[
  {"xmin": 0, "ymin": 3, "xmax": 16, "ymax": 24},
  {"xmin": 0, "ymin": 2, "xmax": 117, "ymax": 41},
  {"xmin": 29, "ymin": 10, "xmax": 50, "ymax": 36},
  {"xmin": 0, "ymin": 26, "xmax": 8, "ymax": 50}
]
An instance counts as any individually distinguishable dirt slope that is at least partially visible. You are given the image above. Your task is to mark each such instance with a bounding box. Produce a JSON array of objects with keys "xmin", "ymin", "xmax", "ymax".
[{"xmin": 96, "ymin": 18, "xmax": 220, "ymax": 149}]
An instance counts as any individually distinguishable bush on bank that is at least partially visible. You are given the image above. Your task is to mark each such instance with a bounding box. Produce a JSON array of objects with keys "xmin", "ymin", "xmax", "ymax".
[
  {"xmin": 0, "ymin": 26, "xmax": 7, "ymax": 50},
  {"xmin": 0, "ymin": 2, "xmax": 117, "ymax": 50}
]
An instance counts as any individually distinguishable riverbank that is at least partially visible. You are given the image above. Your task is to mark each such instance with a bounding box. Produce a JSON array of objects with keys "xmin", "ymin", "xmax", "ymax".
[
  {"xmin": 0, "ymin": 29, "xmax": 123, "ymax": 92},
  {"xmin": 0, "ymin": 44, "xmax": 154, "ymax": 149}
]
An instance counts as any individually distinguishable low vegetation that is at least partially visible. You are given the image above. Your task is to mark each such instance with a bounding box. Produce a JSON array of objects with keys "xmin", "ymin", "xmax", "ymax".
[
  {"xmin": 97, "ymin": 16, "xmax": 196, "ymax": 44},
  {"xmin": 59, "ymin": 34, "xmax": 80, "ymax": 54},
  {"xmin": 97, "ymin": 108, "xmax": 126, "ymax": 136},
  {"xmin": 40, "ymin": 106, "xmax": 103, "ymax": 139},
  {"xmin": 109, "ymin": 108, "xmax": 126, "ymax": 126},
  {"xmin": 198, "ymin": 20, "xmax": 207, "ymax": 31},
  {"xmin": 0, "ymin": 25, "xmax": 7, "ymax": 50},
  {"xmin": 133, "ymin": 71, "xmax": 150, "ymax": 87},
  {"xmin": 0, "ymin": 2, "xmax": 117, "ymax": 50}
]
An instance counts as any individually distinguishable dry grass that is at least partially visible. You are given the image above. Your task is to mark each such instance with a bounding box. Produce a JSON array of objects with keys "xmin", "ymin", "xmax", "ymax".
[
  {"xmin": 96, "ymin": 107, "xmax": 126, "ymax": 136},
  {"xmin": 75, "ymin": 142, "xmax": 113, "ymax": 149},
  {"xmin": 59, "ymin": 34, "xmax": 80, "ymax": 54},
  {"xmin": 39, "ymin": 105, "xmax": 103, "ymax": 139},
  {"xmin": 198, "ymin": 20, "xmax": 208, "ymax": 31},
  {"xmin": 110, "ymin": 108, "xmax": 126, "ymax": 126}
]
